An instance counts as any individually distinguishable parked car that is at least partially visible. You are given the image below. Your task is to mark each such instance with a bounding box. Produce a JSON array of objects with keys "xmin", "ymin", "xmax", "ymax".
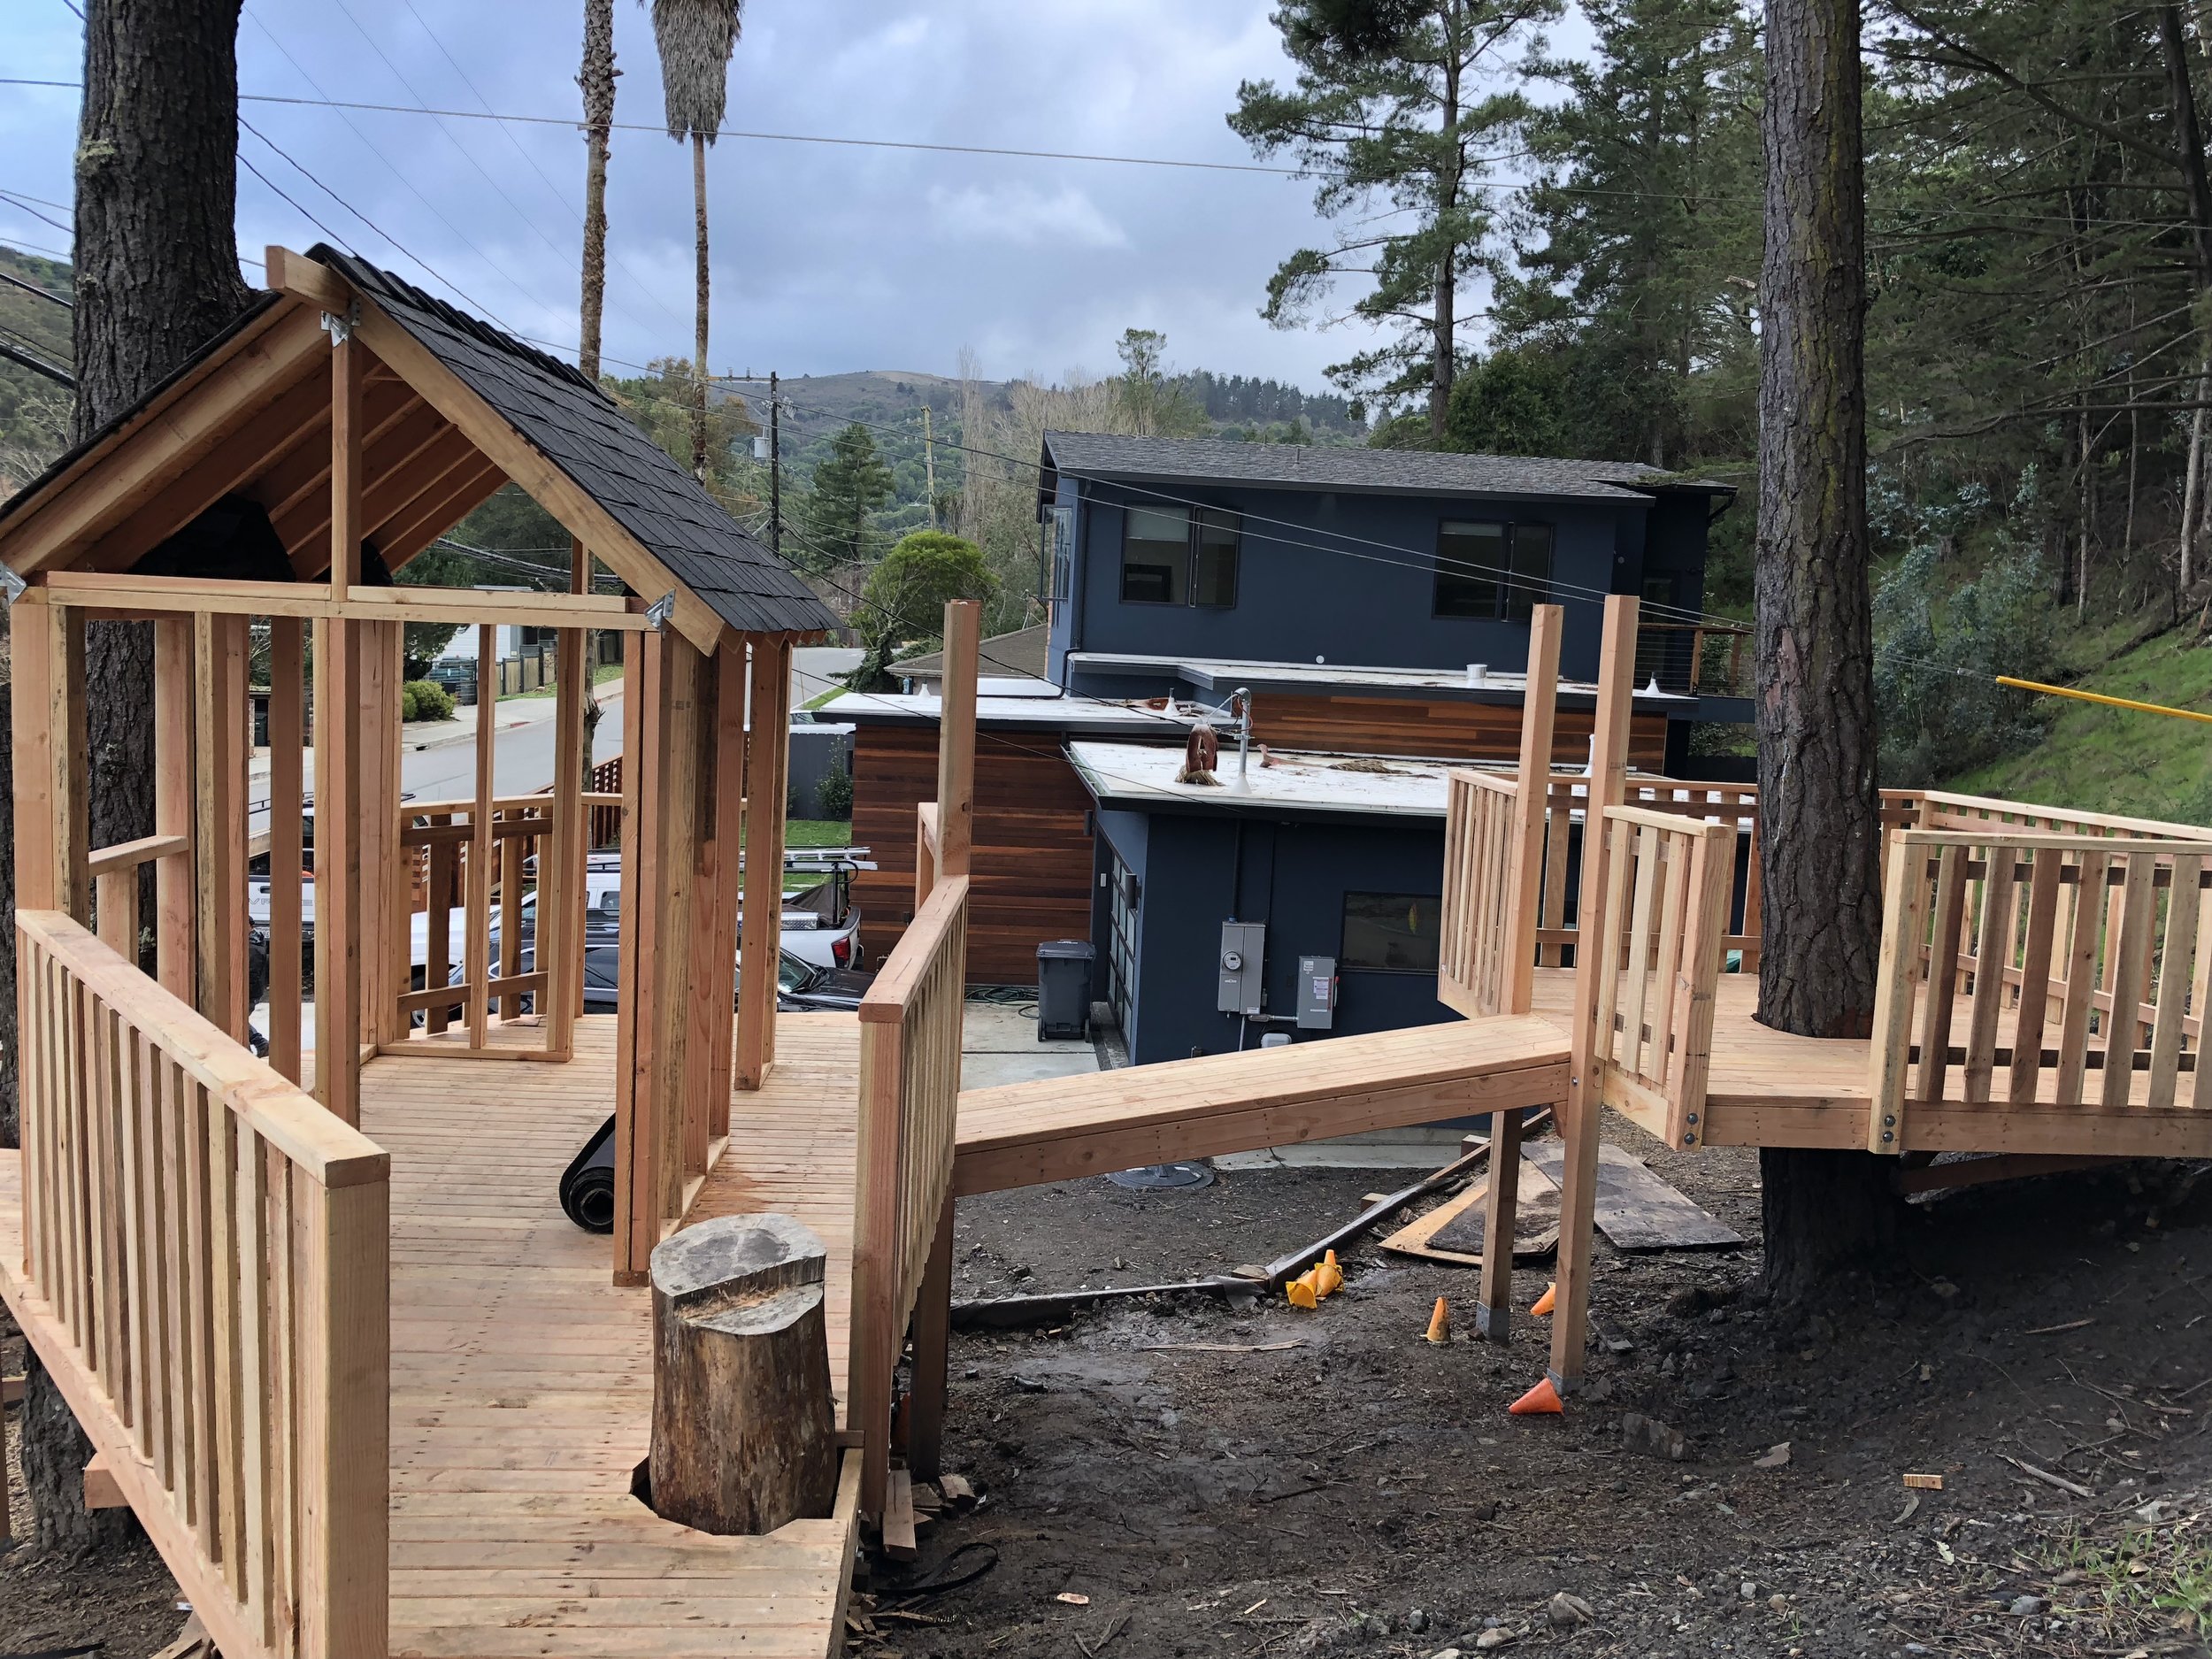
[
  {"xmin": 440, "ymin": 939, "xmax": 870, "ymax": 1018},
  {"xmin": 425, "ymin": 654, "xmax": 479, "ymax": 705}
]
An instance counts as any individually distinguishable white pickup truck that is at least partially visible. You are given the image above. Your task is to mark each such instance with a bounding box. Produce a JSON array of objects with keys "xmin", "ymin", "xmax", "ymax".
[{"xmin": 248, "ymin": 847, "xmax": 870, "ymax": 972}]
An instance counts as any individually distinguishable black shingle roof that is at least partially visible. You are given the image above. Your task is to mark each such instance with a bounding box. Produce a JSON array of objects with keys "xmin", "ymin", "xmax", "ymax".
[
  {"xmin": 319, "ymin": 248, "xmax": 837, "ymax": 637},
  {"xmin": 1038, "ymin": 431, "xmax": 1733, "ymax": 506}
]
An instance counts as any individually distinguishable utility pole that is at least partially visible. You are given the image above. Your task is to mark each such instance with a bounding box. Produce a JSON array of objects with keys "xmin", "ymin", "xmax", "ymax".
[
  {"xmin": 923, "ymin": 406, "xmax": 937, "ymax": 530},
  {"xmin": 769, "ymin": 370, "xmax": 781, "ymax": 563}
]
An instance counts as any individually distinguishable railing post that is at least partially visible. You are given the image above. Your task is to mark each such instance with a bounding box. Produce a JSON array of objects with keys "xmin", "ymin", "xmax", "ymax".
[
  {"xmin": 1505, "ymin": 603, "xmax": 1562, "ymax": 1015},
  {"xmin": 849, "ymin": 1011, "xmax": 903, "ymax": 1520},
  {"xmin": 935, "ymin": 602, "xmax": 979, "ymax": 882},
  {"xmin": 296, "ymin": 1170, "xmax": 389, "ymax": 1659}
]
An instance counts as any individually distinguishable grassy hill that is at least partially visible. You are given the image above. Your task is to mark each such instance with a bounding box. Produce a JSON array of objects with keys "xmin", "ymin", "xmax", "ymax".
[
  {"xmin": 1946, "ymin": 614, "xmax": 2212, "ymax": 825},
  {"xmin": 0, "ymin": 244, "xmax": 73, "ymax": 489}
]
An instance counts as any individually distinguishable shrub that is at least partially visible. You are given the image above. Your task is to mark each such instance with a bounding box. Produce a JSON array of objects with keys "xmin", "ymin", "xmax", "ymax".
[
  {"xmin": 815, "ymin": 765, "xmax": 854, "ymax": 820},
  {"xmin": 1874, "ymin": 540, "xmax": 2055, "ymax": 786},
  {"xmin": 403, "ymin": 680, "xmax": 457, "ymax": 723}
]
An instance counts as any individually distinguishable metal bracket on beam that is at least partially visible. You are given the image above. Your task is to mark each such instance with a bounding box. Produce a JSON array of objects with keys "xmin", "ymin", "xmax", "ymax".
[
  {"xmin": 644, "ymin": 590, "xmax": 677, "ymax": 632},
  {"xmin": 319, "ymin": 303, "xmax": 359, "ymax": 346},
  {"xmin": 0, "ymin": 564, "xmax": 27, "ymax": 607}
]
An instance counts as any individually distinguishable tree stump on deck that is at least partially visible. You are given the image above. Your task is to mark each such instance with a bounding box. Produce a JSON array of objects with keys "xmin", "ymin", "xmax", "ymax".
[{"xmin": 649, "ymin": 1213, "xmax": 838, "ymax": 1535}]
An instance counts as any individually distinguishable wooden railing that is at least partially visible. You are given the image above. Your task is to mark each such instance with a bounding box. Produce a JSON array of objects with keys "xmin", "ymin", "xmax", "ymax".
[
  {"xmin": 849, "ymin": 872, "xmax": 969, "ymax": 1519},
  {"xmin": 1438, "ymin": 772, "xmax": 1522, "ymax": 1017},
  {"xmin": 1869, "ymin": 830, "xmax": 2212, "ymax": 1145},
  {"xmin": 1635, "ymin": 620, "xmax": 1751, "ymax": 698},
  {"xmin": 15, "ymin": 910, "xmax": 388, "ymax": 1659},
  {"xmin": 915, "ymin": 801, "xmax": 941, "ymax": 909},
  {"xmin": 1583, "ymin": 807, "xmax": 1737, "ymax": 1150}
]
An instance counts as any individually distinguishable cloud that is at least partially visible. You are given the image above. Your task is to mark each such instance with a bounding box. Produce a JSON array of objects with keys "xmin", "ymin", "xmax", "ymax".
[{"xmin": 925, "ymin": 181, "xmax": 1127, "ymax": 250}]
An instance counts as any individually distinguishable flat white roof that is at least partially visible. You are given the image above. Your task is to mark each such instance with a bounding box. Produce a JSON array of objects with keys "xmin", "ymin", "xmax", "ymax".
[
  {"xmin": 1066, "ymin": 651, "xmax": 1694, "ymax": 706},
  {"xmin": 821, "ymin": 687, "xmax": 1215, "ymax": 733},
  {"xmin": 1070, "ymin": 741, "xmax": 1473, "ymax": 818}
]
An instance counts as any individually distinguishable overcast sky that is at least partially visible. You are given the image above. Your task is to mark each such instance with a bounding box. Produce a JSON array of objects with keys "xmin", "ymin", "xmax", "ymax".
[{"xmin": 1, "ymin": 1, "xmax": 1577, "ymax": 396}]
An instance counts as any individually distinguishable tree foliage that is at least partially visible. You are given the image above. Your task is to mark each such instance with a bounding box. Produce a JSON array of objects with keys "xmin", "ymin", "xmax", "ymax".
[
  {"xmin": 803, "ymin": 421, "xmax": 897, "ymax": 569},
  {"xmin": 849, "ymin": 530, "xmax": 997, "ymax": 690},
  {"xmin": 1231, "ymin": 0, "xmax": 1562, "ymax": 436}
]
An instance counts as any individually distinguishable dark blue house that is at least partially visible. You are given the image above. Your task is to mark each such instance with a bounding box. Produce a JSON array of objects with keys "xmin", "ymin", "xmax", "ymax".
[{"xmin": 836, "ymin": 433, "xmax": 1742, "ymax": 1062}]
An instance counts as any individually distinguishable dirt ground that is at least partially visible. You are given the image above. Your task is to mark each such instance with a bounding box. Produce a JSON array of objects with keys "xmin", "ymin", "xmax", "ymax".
[
  {"xmin": 9, "ymin": 1118, "xmax": 2212, "ymax": 1659},
  {"xmin": 1, "ymin": 1317, "xmax": 189, "ymax": 1659},
  {"xmin": 859, "ymin": 1118, "xmax": 2212, "ymax": 1659}
]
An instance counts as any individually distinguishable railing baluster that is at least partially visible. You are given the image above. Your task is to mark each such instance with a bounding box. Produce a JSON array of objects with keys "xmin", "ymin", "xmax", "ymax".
[
  {"xmin": 2101, "ymin": 854, "xmax": 2159, "ymax": 1110},
  {"xmin": 1962, "ymin": 847, "xmax": 2015, "ymax": 1103},
  {"xmin": 2008, "ymin": 851, "xmax": 2063, "ymax": 1104},
  {"xmin": 1916, "ymin": 846, "xmax": 1967, "ymax": 1103},
  {"xmin": 236, "ymin": 1125, "xmax": 273, "ymax": 1642},
  {"xmin": 2150, "ymin": 855, "xmax": 2200, "ymax": 1109}
]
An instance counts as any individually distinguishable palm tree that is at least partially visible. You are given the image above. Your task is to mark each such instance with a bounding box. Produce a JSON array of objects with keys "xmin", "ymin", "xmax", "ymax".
[
  {"xmin": 645, "ymin": 0, "xmax": 741, "ymax": 480},
  {"xmin": 577, "ymin": 0, "xmax": 618, "ymax": 385}
]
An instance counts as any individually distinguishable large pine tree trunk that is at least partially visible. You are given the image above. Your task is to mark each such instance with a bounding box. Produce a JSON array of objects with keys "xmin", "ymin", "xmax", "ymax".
[
  {"xmin": 8, "ymin": 0, "xmax": 254, "ymax": 1554},
  {"xmin": 1755, "ymin": 0, "xmax": 1897, "ymax": 1304}
]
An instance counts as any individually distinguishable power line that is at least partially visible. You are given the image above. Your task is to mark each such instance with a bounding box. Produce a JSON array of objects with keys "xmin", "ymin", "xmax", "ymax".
[{"xmin": 0, "ymin": 267, "xmax": 70, "ymax": 307}]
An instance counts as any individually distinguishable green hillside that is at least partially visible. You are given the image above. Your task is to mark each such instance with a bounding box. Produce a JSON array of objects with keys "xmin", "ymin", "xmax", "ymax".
[
  {"xmin": 1947, "ymin": 619, "xmax": 2212, "ymax": 826},
  {"xmin": 0, "ymin": 244, "xmax": 73, "ymax": 488}
]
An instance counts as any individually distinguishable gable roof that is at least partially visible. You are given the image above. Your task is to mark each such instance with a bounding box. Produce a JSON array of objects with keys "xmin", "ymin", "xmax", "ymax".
[
  {"xmin": 0, "ymin": 246, "xmax": 836, "ymax": 648},
  {"xmin": 319, "ymin": 250, "xmax": 833, "ymax": 637},
  {"xmin": 1037, "ymin": 431, "xmax": 1733, "ymax": 509},
  {"xmin": 892, "ymin": 623, "xmax": 1048, "ymax": 684}
]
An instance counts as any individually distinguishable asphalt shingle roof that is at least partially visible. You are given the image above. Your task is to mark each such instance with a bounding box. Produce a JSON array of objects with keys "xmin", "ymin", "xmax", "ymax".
[
  {"xmin": 1039, "ymin": 431, "xmax": 1732, "ymax": 504},
  {"xmin": 320, "ymin": 247, "xmax": 836, "ymax": 637}
]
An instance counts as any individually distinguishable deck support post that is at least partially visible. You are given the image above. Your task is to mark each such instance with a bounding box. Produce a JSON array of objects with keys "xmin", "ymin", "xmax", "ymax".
[
  {"xmin": 613, "ymin": 636, "xmax": 653, "ymax": 1281},
  {"xmin": 194, "ymin": 611, "xmax": 249, "ymax": 1037},
  {"xmin": 697, "ymin": 641, "xmax": 747, "ymax": 1141},
  {"xmin": 906, "ymin": 1192, "xmax": 954, "ymax": 1481},
  {"xmin": 313, "ymin": 326, "xmax": 365, "ymax": 1125},
  {"xmin": 736, "ymin": 636, "xmax": 792, "ymax": 1090},
  {"xmin": 1476, "ymin": 1102, "xmax": 1523, "ymax": 1341},
  {"xmin": 1548, "ymin": 595, "xmax": 1639, "ymax": 1394}
]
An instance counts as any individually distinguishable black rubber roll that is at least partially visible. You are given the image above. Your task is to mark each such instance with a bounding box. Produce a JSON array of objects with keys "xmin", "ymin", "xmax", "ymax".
[{"xmin": 559, "ymin": 1113, "xmax": 618, "ymax": 1233}]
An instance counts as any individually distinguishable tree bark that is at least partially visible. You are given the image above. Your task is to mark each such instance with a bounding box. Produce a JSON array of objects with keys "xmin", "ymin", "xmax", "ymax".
[
  {"xmin": 10, "ymin": 0, "xmax": 253, "ymax": 1550},
  {"xmin": 648, "ymin": 1214, "xmax": 837, "ymax": 1535},
  {"xmin": 577, "ymin": 0, "xmax": 616, "ymax": 385},
  {"xmin": 19, "ymin": 1348, "xmax": 136, "ymax": 1553},
  {"xmin": 1755, "ymin": 0, "xmax": 1897, "ymax": 1303},
  {"xmin": 691, "ymin": 130, "xmax": 711, "ymax": 480}
]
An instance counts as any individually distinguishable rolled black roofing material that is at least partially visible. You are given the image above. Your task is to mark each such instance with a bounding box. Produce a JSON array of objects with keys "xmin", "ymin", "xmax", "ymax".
[{"xmin": 559, "ymin": 1114, "xmax": 618, "ymax": 1233}]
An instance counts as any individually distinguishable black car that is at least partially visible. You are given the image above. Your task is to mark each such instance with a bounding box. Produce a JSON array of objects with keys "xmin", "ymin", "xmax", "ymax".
[{"xmin": 444, "ymin": 939, "xmax": 872, "ymax": 1016}]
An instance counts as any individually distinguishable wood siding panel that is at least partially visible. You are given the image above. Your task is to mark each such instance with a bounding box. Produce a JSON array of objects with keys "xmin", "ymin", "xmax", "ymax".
[
  {"xmin": 852, "ymin": 726, "xmax": 1098, "ymax": 986},
  {"xmin": 1249, "ymin": 693, "xmax": 1666, "ymax": 770}
]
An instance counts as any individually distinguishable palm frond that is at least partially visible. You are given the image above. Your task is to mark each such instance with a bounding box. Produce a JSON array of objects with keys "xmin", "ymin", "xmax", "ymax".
[{"xmin": 647, "ymin": 0, "xmax": 741, "ymax": 142}]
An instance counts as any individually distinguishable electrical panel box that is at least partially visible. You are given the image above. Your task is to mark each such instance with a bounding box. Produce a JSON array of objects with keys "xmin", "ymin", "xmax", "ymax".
[
  {"xmin": 1296, "ymin": 956, "xmax": 1338, "ymax": 1030},
  {"xmin": 1217, "ymin": 922, "xmax": 1266, "ymax": 1017}
]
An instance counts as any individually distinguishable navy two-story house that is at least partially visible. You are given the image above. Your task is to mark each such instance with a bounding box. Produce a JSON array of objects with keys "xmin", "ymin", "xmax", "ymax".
[{"xmin": 829, "ymin": 432, "xmax": 1742, "ymax": 1064}]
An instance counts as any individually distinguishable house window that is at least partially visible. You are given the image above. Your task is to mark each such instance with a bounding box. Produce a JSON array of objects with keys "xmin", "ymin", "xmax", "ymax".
[
  {"xmin": 1435, "ymin": 519, "xmax": 1553, "ymax": 620},
  {"xmin": 1340, "ymin": 890, "xmax": 1441, "ymax": 973},
  {"xmin": 1048, "ymin": 504, "xmax": 1075, "ymax": 601},
  {"xmin": 1120, "ymin": 504, "xmax": 1240, "ymax": 607}
]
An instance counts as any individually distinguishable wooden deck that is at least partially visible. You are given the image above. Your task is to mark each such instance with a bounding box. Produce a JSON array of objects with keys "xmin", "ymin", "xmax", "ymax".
[
  {"xmin": 0, "ymin": 1011, "xmax": 865, "ymax": 1659},
  {"xmin": 1528, "ymin": 970, "xmax": 2212, "ymax": 1157}
]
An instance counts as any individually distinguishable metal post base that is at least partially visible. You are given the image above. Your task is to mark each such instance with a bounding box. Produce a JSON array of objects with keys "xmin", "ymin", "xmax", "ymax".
[{"xmin": 1474, "ymin": 1302, "xmax": 1511, "ymax": 1343}]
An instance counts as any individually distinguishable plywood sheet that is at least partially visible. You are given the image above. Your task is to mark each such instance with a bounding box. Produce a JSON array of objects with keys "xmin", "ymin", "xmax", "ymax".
[
  {"xmin": 1380, "ymin": 1160, "xmax": 1560, "ymax": 1266},
  {"xmin": 1523, "ymin": 1140, "xmax": 1744, "ymax": 1251}
]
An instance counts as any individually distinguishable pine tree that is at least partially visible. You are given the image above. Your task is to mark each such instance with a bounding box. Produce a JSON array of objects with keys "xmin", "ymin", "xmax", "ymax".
[
  {"xmin": 803, "ymin": 423, "xmax": 895, "ymax": 567},
  {"xmin": 1229, "ymin": 0, "xmax": 1562, "ymax": 438}
]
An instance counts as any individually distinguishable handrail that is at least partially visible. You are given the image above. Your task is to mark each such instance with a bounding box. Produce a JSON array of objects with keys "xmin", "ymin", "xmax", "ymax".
[
  {"xmin": 1868, "ymin": 828, "xmax": 2212, "ymax": 1145},
  {"xmin": 915, "ymin": 801, "xmax": 941, "ymax": 908},
  {"xmin": 849, "ymin": 872, "xmax": 969, "ymax": 1519},
  {"xmin": 1437, "ymin": 771, "xmax": 1521, "ymax": 1018},
  {"xmin": 1583, "ymin": 810, "xmax": 1736, "ymax": 1150},
  {"xmin": 15, "ymin": 910, "xmax": 388, "ymax": 1659}
]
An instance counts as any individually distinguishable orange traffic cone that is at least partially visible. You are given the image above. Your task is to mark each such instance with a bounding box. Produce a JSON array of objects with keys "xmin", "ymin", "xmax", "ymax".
[
  {"xmin": 1509, "ymin": 1376, "xmax": 1563, "ymax": 1416},
  {"xmin": 1425, "ymin": 1296, "xmax": 1451, "ymax": 1344},
  {"xmin": 1313, "ymin": 1250, "xmax": 1345, "ymax": 1300},
  {"xmin": 1530, "ymin": 1281, "xmax": 1557, "ymax": 1317},
  {"xmin": 1286, "ymin": 1268, "xmax": 1320, "ymax": 1310}
]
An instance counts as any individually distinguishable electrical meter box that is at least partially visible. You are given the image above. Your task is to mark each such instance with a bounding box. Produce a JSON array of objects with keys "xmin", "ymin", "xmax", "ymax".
[
  {"xmin": 1296, "ymin": 956, "xmax": 1338, "ymax": 1030},
  {"xmin": 1216, "ymin": 922, "xmax": 1266, "ymax": 1016}
]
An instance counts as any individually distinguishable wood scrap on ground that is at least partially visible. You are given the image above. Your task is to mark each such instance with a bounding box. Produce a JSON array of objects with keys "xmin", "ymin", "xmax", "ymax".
[
  {"xmin": 1523, "ymin": 1141, "xmax": 1743, "ymax": 1251},
  {"xmin": 1380, "ymin": 1159, "xmax": 1561, "ymax": 1266}
]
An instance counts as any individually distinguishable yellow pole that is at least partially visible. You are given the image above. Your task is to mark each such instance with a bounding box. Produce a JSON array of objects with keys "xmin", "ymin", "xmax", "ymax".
[{"xmin": 1994, "ymin": 674, "xmax": 2212, "ymax": 726}]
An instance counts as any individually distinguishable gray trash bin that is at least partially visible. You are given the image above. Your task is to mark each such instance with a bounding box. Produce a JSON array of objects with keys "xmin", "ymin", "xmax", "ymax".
[{"xmin": 1035, "ymin": 940, "xmax": 1094, "ymax": 1041}]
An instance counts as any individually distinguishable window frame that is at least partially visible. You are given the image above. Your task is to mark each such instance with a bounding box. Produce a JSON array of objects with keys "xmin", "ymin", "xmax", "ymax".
[
  {"xmin": 1118, "ymin": 501, "xmax": 1241, "ymax": 610},
  {"xmin": 1048, "ymin": 503, "xmax": 1075, "ymax": 602},
  {"xmin": 1432, "ymin": 517, "xmax": 1554, "ymax": 621},
  {"xmin": 1339, "ymin": 888, "xmax": 1444, "ymax": 975}
]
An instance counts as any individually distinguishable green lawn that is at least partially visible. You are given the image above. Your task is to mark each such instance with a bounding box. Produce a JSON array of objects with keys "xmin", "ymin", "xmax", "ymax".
[{"xmin": 1947, "ymin": 626, "xmax": 2212, "ymax": 826}]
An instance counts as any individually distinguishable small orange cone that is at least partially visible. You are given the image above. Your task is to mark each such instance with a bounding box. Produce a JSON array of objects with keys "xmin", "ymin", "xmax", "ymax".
[
  {"xmin": 1313, "ymin": 1250, "xmax": 1345, "ymax": 1300},
  {"xmin": 1530, "ymin": 1281, "xmax": 1557, "ymax": 1317},
  {"xmin": 1509, "ymin": 1376, "xmax": 1563, "ymax": 1415},
  {"xmin": 1425, "ymin": 1296, "xmax": 1451, "ymax": 1344},
  {"xmin": 1286, "ymin": 1269, "xmax": 1320, "ymax": 1310}
]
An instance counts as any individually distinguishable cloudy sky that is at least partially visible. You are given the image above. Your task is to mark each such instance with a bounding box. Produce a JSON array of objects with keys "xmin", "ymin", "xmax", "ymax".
[{"xmin": 0, "ymin": 1, "xmax": 1567, "ymax": 396}]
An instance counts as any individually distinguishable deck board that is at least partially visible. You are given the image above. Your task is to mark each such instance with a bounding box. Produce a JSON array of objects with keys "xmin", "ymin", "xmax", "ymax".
[{"xmin": 0, "ymin": 1011, "xmax": 862, "ymax": 1659}]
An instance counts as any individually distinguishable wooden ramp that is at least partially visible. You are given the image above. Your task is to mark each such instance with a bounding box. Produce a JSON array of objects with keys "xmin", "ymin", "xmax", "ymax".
[
  {"xmin": 953, "ymin": 1014, "xmax": 1570, "ymax": 1194},
  {"xmin": 0, "ymin": 1012, "xmax": 864, "ymax": 1659}
]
